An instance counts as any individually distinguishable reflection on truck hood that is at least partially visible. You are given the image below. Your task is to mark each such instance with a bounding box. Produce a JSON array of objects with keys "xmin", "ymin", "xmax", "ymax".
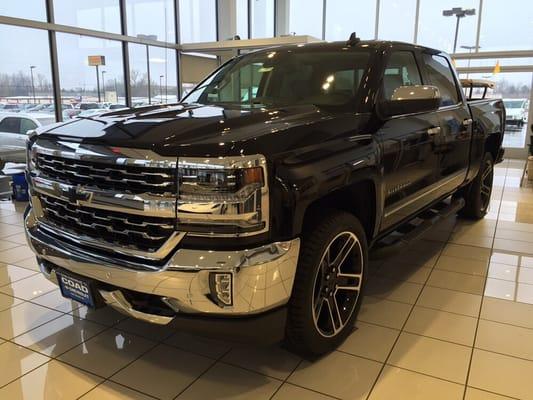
[{"xmin": 37, "ymin": 103, "xmax": 369, "ymax": 158}]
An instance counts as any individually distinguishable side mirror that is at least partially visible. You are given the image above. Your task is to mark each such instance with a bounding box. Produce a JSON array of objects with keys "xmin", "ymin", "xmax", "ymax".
[{"xmin": 379, "ymin": 85, "xmax": 441, "ymax": 118}]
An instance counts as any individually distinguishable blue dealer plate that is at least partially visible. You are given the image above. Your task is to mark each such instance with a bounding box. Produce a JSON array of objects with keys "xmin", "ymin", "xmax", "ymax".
[{"xmin": 57, "ymin": 272, "xmax": 95, "ymax": 308}]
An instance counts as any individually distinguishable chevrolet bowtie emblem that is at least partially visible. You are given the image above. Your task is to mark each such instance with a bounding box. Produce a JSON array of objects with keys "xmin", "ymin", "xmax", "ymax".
[{"xmin": 63, "ymin": 186, "xmax": 90, "ymax": 205}]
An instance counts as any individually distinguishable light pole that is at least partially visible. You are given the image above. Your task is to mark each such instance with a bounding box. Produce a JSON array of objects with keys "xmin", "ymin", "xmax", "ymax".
[
  {"xmin": 460, "ymin": 45, "xmax": 480, "ymax": 79},
  {"xmin": 159, "ymin": 75, "xmax": 164, "ymax": 102},
  {"xmin": 29, "ymin": 65, "xmax": 36, "ymax": 104},
  {"xmin": 443, "ymin": 7, "xmax": 476, "ymax": 54},
  {"xmin": 95, "ymin": 65, "xmax": 101, "ymax": 102},
  {"xmin": 101, "ymin": 70, "xmax": 106, "ymax": 101}
]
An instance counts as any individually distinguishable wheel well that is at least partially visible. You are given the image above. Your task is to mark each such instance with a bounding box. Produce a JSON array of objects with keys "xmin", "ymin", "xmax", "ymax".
[
  {"xmin": 485, "ymin": 133, "xmax": 501, "ymax": 161},
  {"xmin": 302, "ymin": 180, "xmax": 376, "ymax": 240}
]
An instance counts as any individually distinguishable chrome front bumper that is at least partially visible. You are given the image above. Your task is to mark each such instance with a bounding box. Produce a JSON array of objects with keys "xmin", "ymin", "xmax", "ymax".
[{"xmin": 25, "ymin": 207, "xmax": 300, "ymax": 324}]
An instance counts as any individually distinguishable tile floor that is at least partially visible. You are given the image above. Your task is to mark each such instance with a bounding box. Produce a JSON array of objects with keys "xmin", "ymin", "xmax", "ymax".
[{"xmin": 0, "ymin": 158, "xmax": 532, "ymax": 399}]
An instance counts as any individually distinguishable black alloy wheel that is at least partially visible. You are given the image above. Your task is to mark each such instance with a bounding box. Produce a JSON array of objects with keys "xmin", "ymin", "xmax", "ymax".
[
  {"xmin": 479, "ymin": 156, "xmax": 494, "ymax": 213},
  {"xmin": 312, "ymin": 231, "xmax": 363, "ymax": 337},
  {"xmin": 458, "ymin": 152, "xmax": 494, "ymax": 220},
  {"xmin": 285, "ymin": 211, "xmax": 367, "ymax": 357}
]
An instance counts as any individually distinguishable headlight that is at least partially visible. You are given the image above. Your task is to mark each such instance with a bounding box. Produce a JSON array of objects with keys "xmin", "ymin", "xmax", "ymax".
[{"xmin": 177, "ymin": 155, "xmax": 269, "ymax": 237}]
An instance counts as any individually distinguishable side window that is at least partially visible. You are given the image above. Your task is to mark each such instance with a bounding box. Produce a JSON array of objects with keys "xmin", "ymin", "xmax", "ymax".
[
  {"xmin": 20, "ymin": 118, "xmax": 38, "ymax": 134},
  {"xmin": 383, "ymin": 51, "xmax": 422, "ymax": 100},
  {"xmin": 0, "ymin": 117, "xmax": 21, "ymax": 134},
  {"xmin": 422, "ymin": 54, "xmax": 460, "ymax": 106}
]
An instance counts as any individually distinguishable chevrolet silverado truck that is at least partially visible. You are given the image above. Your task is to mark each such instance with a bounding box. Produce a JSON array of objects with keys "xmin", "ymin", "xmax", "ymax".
[{"xmin": 24, "ymin": 38, "xmax": 504, "ymax": 356}]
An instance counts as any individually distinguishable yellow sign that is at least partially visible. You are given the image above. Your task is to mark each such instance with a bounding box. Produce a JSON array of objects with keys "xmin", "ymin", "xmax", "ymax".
[
  {"xmin": 493, "ymin": 60, "xmax": 501, "ymax": 75},
  {"xmin": 88, "ymin": 55, "xmax": 106, "ymax": 66}
]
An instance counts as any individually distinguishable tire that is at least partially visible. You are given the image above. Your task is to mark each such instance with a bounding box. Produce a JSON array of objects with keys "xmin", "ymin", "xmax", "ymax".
[
  {"xmin": 458, "ymin": 152, "xmax": 494, "ymax": 220},
  {"xmin": 285, "ymin": 210, "xmax": 367, "ymax": 357}
]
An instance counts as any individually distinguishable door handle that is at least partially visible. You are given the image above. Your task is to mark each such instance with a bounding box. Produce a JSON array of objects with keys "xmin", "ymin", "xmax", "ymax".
[
  {"xmin": 427, "ymin": 127, "xmax": 441, "ymax": 136},
  {"xmin": 462, "ymin": 118, "xmax": 473, "ymax": 126}
]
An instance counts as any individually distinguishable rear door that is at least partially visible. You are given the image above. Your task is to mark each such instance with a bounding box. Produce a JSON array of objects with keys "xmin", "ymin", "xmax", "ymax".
[
  {"xmin": 377, "ymin": 50, "xmax": 442, "ymax": 229},
  {"xmin": 420, "ymin": 53, "xmax": 471, "ymax": 197}
]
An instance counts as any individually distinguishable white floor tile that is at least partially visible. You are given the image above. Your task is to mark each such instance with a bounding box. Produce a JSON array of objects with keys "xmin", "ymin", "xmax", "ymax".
[{"xmin": 288, "ymin": 351, "xmax": 382, "ymax": 400}]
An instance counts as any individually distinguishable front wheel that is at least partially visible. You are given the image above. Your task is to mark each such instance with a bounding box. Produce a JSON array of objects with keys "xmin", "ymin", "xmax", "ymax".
[
  {"xmin": 285, "ymin": 210, "xmax": 367, "ymax": 357},
  {"xmin": 458, "ymin": 152, "xmax": 494, "ymax": 219}
]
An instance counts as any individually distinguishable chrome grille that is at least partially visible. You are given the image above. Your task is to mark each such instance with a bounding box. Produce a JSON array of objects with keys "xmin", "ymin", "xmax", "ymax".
[
  {"xmin": 36, "ymin": 153, "xmax": 176, "ymax": 195},
  {"xmin": 39, "ymin": 194, "xmax": 175, "ymax": 252}
]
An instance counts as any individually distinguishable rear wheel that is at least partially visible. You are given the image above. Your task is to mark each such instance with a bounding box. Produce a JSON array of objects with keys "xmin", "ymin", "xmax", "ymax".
[
  {"xmin": 458, "ymin": 152, "xmax": 494, "ymax": 219},
  {"xmin": 285, "ymin": 211, "xmax": 367, "ymax": 357}
]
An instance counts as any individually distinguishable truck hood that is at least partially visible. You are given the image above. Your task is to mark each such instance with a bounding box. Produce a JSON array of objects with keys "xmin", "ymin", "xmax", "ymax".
[{"xmin": 37, "ymin": 103, "xmax": 369, "ymax": 158}]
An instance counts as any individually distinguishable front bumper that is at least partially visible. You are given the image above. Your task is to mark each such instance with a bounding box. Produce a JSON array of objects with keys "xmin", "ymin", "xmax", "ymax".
[{"xmin": 25, "ymin": 206, "xmax": 300, "ymax": 326}]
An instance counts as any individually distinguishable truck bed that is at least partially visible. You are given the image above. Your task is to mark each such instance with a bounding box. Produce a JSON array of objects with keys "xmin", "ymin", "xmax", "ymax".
[{"xmin": 468, "ymin": 98, "xmax": 506, "ymax": 163}]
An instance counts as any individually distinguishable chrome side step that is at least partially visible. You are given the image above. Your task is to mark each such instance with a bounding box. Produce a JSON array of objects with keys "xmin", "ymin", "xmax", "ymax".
[{"xmin": 373, "ymin": 197, "xmax": 465, "ymax": 256}]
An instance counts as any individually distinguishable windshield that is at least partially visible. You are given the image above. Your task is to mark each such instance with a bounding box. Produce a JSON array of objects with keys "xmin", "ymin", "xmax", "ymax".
[
  {"xmin": 503, "ymin": 100, "xmax": 525, "ymax": 109},
  {"xmin": 183, "ymin": 48, "xmax": 371, "ymax": 109}
]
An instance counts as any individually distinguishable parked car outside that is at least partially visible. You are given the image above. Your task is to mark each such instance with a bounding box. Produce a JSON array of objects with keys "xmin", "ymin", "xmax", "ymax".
[
  {"xmin": 0, "ymin": 104, "xmax": 23, "ymax": 112},
  {"xmin": 77, "ymin": 108, "xmax": 108, "ymax": 118},
  {"xmin": 27, "ymin": 103, "xmax": 49, "ymax": 113},
  {"xmin": 107, "ymin": 104, "xmax": 128, "ymax": 110},
  {"xmin": 0, "ymin": 112, "xmax": 54, "ymax": 167},
  {"xmin": 64, "ymin": 102, "xmax": 101, "ymax": 119},
  {"xmin": 503, "ymin": 98, "xmax": 529, "ymax": 127}
]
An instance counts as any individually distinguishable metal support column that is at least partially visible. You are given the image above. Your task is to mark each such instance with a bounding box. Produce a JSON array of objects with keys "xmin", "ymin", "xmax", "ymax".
[
  {"xmin": 247, "ymin": 0, "xmax": 252, "ymax": 39},
  {"xmin": 414, "ymin": 0, "xmax": 420, "ymax": 43},
  {"xmin": 45, "ymin": 0, "xmax": 62, "ymax": 123},
  {"xmin": 175, "ymin": 0, "xmax": 182, "ymax": 100},
  {"xmin": 374, "ymin": 0, "xmax": 380, "ymax": 39},
  {"xmin": 322, "ymin": 0, "xmax": 326, "ymax": 40},
  {"xmin": 475, "ymin": 0, "xmax": 483, "ymax": 51},
  {"xmin": 119, "ymin": 0, "xmax": 132, "ymax": 107}
]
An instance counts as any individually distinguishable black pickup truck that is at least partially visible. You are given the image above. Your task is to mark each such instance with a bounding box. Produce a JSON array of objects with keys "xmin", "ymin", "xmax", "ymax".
[{"xmin": 24, "ymin": 38, "xmax": 504, "ymax": 356}]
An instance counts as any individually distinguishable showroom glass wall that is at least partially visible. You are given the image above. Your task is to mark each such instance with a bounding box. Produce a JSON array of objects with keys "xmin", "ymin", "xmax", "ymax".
[
  {"xmin": 0, "ymin": 0, "xmax": 184, "ymax": 128},
  {"xmin": 0, "ymin": 0, "xmax": 532, "ymax": 153}
]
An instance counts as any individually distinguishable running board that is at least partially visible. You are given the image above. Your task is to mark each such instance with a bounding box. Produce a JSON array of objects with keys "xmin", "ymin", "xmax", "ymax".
[{"xmin": 373, "ymin": 197, "xmax": 465, "ymax": 253}]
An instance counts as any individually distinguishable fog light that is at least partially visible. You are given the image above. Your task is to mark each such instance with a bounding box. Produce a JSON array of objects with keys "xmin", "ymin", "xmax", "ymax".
[{"xmin": 209, "ymin": 272, "xmax": 233, "ymax": 307}]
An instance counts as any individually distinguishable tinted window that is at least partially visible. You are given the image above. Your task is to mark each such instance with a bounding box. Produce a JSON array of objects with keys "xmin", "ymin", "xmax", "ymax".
[
  {"xmin": 422, "ymin": 54, "xmax": 460, "ymax": 106},
  {"xmin": 0, "ymin": 117, "xmax": 21, "ymax": 133},
  {"xmin": 20, "ymin": 118, "xmax": 38, "ymax": 133},
  {"xmin": 383, "ymin": 51, "xmax": 422, "ymax": 100},
  {"xmin": 184, "ymin": 50, "xmax": 370, "ymax": 108}
]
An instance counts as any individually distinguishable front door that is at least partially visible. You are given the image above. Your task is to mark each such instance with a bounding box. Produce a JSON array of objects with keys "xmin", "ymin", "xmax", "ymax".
[
  {"xmin": 421, "ymin": 53, "xmax": 471, "ymax": 196},
  {"xmin": 377, "ymin": 50, "xmax": 443, "ymax": 230}
]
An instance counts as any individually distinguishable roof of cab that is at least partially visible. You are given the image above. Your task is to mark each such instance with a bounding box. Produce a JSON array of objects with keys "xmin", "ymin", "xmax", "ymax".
[{"xmin": 251, "ymin": 39, "xmax": 443, "ymax": 55}]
